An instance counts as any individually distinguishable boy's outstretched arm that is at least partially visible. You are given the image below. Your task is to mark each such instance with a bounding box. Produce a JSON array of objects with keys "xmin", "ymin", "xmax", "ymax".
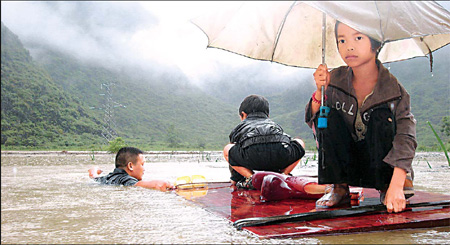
[
  {"xmin": 135, "ymin": 180, "xmax": 173, "ymax": 191},
  {"xmin": 88, "ymin": 167, "xmax": 103, "ymax": 178}
]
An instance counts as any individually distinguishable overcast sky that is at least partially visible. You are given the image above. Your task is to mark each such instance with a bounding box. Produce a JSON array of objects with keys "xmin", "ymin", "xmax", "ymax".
[
  {"xmin": 1, "ymin": 1, "xmax": 304, "ymax": 86},
  {"xmin": 1, "ymin": 1, "xmax": 449, "ymax": 87}
]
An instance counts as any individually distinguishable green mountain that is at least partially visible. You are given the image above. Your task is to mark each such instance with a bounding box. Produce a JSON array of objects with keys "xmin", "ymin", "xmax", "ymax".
[
  {"xmin": 32, "ymin": 48, "xmax": 239, "ymax": 150},
  {"xmin": 1, "ymin": 22, "xmax": 238, "ymax": 150},
  {"xmin": 1, "ymin": 22, "xmax": 104, "ymax": 148},
  {"xmin": 1, "ymin": 20, "xmax": 448, "ymax": 151}
]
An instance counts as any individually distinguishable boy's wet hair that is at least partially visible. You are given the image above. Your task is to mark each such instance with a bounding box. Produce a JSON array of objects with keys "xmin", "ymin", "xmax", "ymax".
[
  {"xmin": 239, "ymin": 94, "xmax": 269, "ymax": 117},
  {"xmin": 334, "ymin": 21, "xmax": 382, "ymax": 58},
  {"xmin": 115, "ymin": 147, "xmax": 144, "ymax": 168}
]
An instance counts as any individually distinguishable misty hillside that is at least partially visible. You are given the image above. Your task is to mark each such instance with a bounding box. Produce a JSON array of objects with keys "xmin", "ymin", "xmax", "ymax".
[
  {"xmin": 1, "ymin": 18, "xmax": 449, "ymax": 151},
  {"xmin": 1, "ymin": 22, "xmax": 238, "ymax": 150},
  {"xmin": 1, "ymin": 22, "xmax": 104, "ymax": 147},
  {"xmin": 34, "ymin": 47, "xmax": 239, "ymax": 149},
  {"xmin": 198, "ymin": 62, "xmax": 308, "ymax": 105}
]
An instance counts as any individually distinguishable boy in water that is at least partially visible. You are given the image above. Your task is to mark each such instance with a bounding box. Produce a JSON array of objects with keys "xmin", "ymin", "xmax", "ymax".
[
  {"xmin": 224, "ymin": 94, "xmax": 306, "ymax": 189},
  {"xmin": 88, "ymin": 146, "xmax": 172, "ymax": 191},
  {"xmin": 305, "ymin": 21, "xmax": 416, "ymax": 213}
]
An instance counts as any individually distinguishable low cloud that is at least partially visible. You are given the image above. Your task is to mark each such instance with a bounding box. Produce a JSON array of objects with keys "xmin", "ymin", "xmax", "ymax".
[
  {"xmin": 5, "ymin": 1, "xmax": 445, "ymax": 92},
  {"xmin": 1, "ymin": 2, "xmax": 168, "ymax": 72}
]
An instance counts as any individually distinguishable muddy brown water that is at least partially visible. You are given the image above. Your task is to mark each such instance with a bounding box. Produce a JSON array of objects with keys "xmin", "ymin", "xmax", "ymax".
[{"xmin": 1, "ymin": 151, "xmax": 449, "ymax": 244}]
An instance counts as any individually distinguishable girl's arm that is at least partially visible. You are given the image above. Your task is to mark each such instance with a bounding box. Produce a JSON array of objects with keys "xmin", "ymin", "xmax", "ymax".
[
  {"xmin": 383, "ymin": 87, "xmax": 417, "ymax": 174},
  {"xmin": 384, "ymin": 167, "xmax": 407, "ymax": 213},
  {"xmin": 382, "ymin": 85, "xmax": 416, "ymax": 213},
  {"xmin": 311, "ymin": 64, "xmax": 330, "ymax": 116}
]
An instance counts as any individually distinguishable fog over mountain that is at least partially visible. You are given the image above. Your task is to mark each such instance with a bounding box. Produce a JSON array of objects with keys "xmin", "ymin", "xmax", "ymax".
[
  {"xmin": 3, "ymin": 1, "xmax": 448, "ymax": 101},
  {"xmin": 1, "ymin": 1, "xmax": 312, "ymax": 99}
]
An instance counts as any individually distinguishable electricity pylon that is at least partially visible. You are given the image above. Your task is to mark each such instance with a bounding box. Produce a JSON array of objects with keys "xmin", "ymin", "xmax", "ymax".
[{"xmin": 91, "ymin": 82, "xmax": 126, "ymax": 143}]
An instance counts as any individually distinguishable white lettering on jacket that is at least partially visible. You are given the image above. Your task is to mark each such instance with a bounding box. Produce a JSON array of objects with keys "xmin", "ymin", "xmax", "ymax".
[
  {"xmin": 335, "ymin": 101, "xmax": 354, "ymax": 116},
  {"xmin": 363, "ymin": 112, "xmax": 370, "ymax": 121}
]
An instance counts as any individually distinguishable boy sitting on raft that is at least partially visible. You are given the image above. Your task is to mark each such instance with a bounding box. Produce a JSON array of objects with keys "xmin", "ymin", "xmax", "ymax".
[
  {"xmin": 223, "ymin": 94, "xmax": 306, "ymax": 189},
  {"xmin": 88, "ymin": 146, "xmax": 172, "ymax": 191}
]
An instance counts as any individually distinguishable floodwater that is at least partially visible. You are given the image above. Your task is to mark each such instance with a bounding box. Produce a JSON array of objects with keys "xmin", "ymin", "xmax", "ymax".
[{"xmin": 1, "ymin": 151, "xmax": 449, "ymax": 244}]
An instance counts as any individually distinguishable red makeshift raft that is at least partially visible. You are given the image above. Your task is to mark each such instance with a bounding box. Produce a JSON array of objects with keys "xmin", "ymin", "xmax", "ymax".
[{"xmin": 176, "ymin": 182, "xmax": 450, "ymax": 238}]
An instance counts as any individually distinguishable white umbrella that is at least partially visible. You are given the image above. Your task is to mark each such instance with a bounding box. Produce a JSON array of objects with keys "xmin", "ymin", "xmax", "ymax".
[{"xmin": 191, "ymin": 1, "xmax": 450, "ymax": 69}]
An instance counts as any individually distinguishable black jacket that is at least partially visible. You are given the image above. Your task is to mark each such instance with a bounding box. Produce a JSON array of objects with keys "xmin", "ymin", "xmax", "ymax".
[
  {"xmin": 229, "ymin": 112, "xmax": 291, "ymax": 148},
  {"xmin": 94, "ymin": 168, "xmax": 138, "ymax": 186}
]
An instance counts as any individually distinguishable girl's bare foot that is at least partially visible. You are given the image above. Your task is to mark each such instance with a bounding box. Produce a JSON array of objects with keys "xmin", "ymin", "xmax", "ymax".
[{"xmin": 316, "ymin": 184, "xmax": 350, "ymax": 208}]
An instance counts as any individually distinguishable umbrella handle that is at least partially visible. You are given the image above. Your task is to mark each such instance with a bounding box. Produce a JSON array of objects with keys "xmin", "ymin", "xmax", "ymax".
[
  {"xmin": 317, "ymin": 85, "xmax": 330, "ymax": 129},
  {"xmin": 321, "ymin": 85, "xmax": 325, "ymax": 107},
  {"xmin": 317, "ymin": 12, "xmax": 329, "ymax": 129}
]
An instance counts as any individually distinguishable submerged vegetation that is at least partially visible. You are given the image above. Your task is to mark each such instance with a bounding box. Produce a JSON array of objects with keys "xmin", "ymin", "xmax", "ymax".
[{"xmin": 427, "ymin": 121, "xmax": 450, "ymax": 166}]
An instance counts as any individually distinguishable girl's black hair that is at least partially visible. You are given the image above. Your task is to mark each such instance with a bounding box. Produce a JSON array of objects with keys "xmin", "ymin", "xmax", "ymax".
[{"xmin": 334, "ymin": 21, "xmax": 382, "ymax": 58}]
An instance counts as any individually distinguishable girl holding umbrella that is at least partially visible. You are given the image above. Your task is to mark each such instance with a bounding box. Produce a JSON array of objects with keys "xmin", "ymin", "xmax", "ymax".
[{"xmin": 306, "ymin": 21, "xmax": 416, "ymax": 213}]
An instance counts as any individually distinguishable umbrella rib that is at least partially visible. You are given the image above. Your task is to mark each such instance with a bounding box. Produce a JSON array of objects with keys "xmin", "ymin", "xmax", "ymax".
[
  {"xmin": 271, "ymin": 1, "xmax": 297, "ymax": 62},
  {"xmin": 374, "ymin": 1, "xmax": 385, "ymax": 43}
]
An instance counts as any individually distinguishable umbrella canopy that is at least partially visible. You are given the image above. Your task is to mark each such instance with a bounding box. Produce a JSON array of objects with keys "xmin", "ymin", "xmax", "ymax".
[{"xmin": 191, "ymin": 1, "xmax": 450, "ymax": 69}]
